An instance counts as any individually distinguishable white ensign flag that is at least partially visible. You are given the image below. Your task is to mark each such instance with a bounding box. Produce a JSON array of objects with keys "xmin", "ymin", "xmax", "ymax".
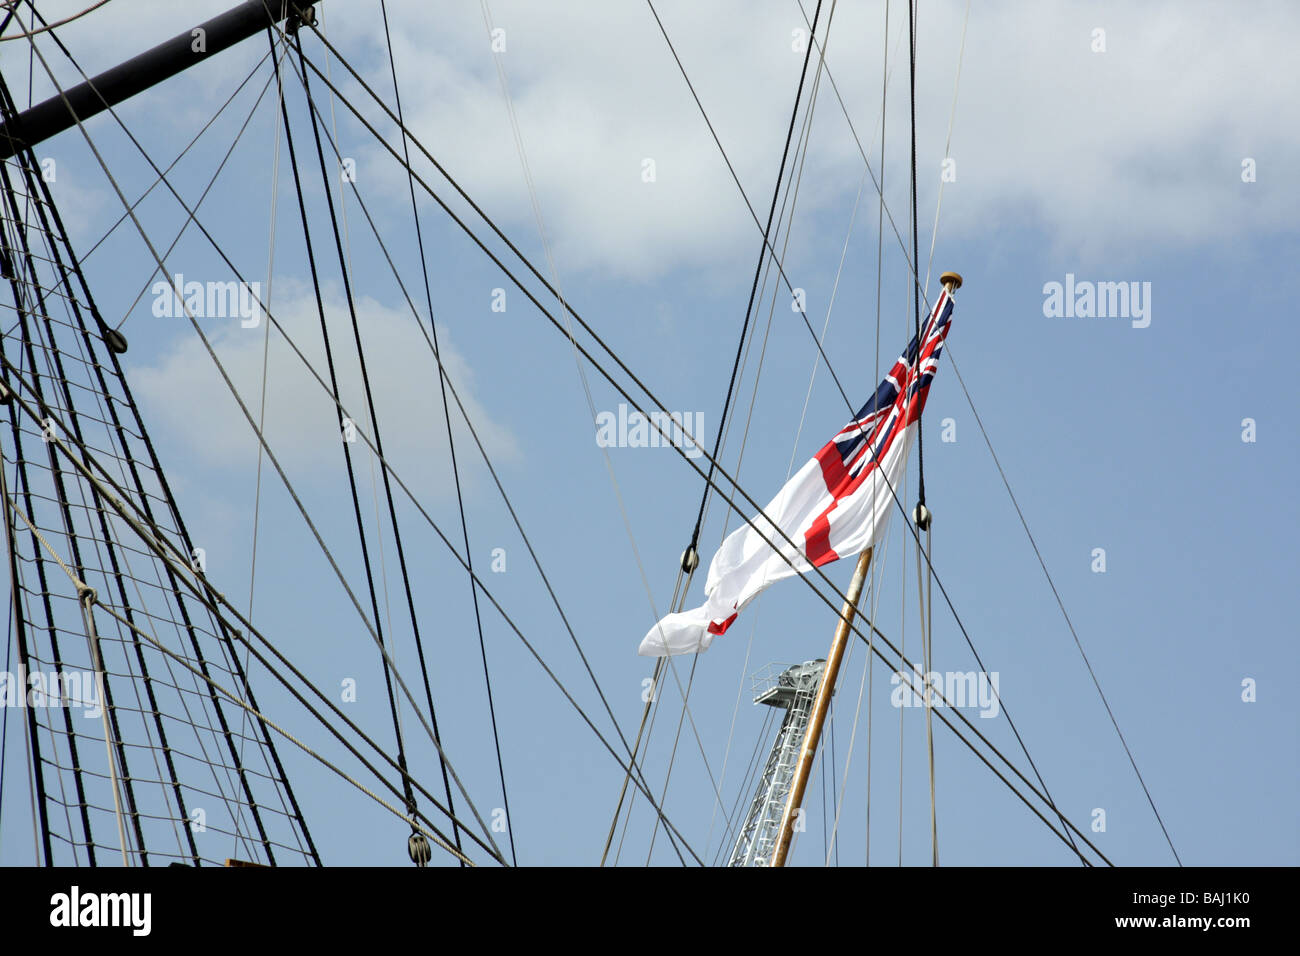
[{"xmin": 638, "ymin": 289, "xmax": 954, "ymax": 656}]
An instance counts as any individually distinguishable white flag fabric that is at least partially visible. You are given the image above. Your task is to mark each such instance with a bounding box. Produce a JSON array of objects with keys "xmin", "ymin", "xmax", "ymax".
[{"xmin": 638, "ymin": 289, "xmax": 954, "ymax": 656}]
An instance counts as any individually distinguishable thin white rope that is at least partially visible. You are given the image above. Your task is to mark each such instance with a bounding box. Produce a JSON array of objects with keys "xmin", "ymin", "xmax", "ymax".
[
  {"xmin": 702, "ymin": 160, "xmax": 839, "ymax": 858},
  {"xmin": 2, "ymin": 457, "xmax": 53, "ymax": 865},
  {"xmin": 311, "ymin": 6, "xmax": 407, "ymax": 760},
  {"xmin": 897, "ymin": 293, "xmax": 910, "ymax": 868},
  {"xmin": 797, "ymin": 0, "xmax": 934, "ymax": 310},
  {"xmin": 922, "ymin": 0, "xmax": 971, "ymax": 299},
  {"xmin": 819, "ymin": 3, "xmax": 911, "ymax": 868},
  {"xmin": 237, "ymin": 32, "xmax": 289, "ymax": 860},
  {"xmin": 712, "ymin": 0, "xmax": 908, "ymax": 867},
  {"xmin": 704, "ymin": 0, "xmax": 836, "ymax": 546},
  {"xmin": 676, "ymin": 0, "xmax": 857, "ymax": 868},
  {"xmin": 914, "ymin": 520, "xmax": 937, "ymax": 865},
  {"xmin": 7, "ymin": 481, "xmax": 132, "ymax": 866},
  {"xmin": 102, "ymin": 506, "xmax": 257, "ymax": 861},
  {"xmin": 686, "ymin": 5, "xmax": 844, "ymax": 862},
  {"xmin": 865, "ymin": 0, "xmax": 895, "ymax": 867},
  {"xmin": 249, "ymin": 35, "xmax": 286, "ymax": 625},
  {"xmin": 246, "ymin": 29, "xmax": 308, "ymax": 851},
  {"xmin": 711, "ymin": 703, "xmax": 777, "ymax": 864},
  {"xmin": 612, "ymin": 661, "xmax": 670, "ymax": 865},
  {"xmin": 78, "ymin": 593, "xmax": 131, "ymax": 866},
  {"xmin": 913, "ymin": 0, "xmax": 970, "ymax": 868},
  {"xmin": 0, "ymin": 0, "xmax": 112, "ymax": 42},
  {"xmin": 478, "ymin": 3, "xmax": 729, "ymax": 861},
  {"xmin": 824, "ymin": 528, "xmax": 894, "ymax": 864},
  {"xmin": 702, "ymin": 609, "xmax": 761, "ymax": 860},
  {"xmin": 925, "ymin": 525, "xmax": 936, "ymax": 863}
]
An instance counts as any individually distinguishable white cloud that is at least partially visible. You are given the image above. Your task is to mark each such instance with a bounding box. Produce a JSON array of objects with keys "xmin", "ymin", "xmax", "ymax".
[
  {"xmin": 341, "ymin": 0, "xmax": 1300, "ymax": 276},
  {"xmin": 129, "ymin": 279, "xmax": 520, "ymax": 501},
  {"xmin": 29, "ymin": 163, "xmax": 105, "ymax": 240},
  {"xmin": 911, "ymin": 0, "xmax": 1299, "ymax": 261},
  {"xmin": 16, "ymin": 0, "xmax": 1299, "ymax": 280}
]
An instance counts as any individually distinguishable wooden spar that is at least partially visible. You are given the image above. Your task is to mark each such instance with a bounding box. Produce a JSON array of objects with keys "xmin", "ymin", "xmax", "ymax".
[
  {"xmin": 769, "ymin": 269, "xmax": 962, "ymax": 868},
  {"xmin": 770, "ymin": 546, "xmax": 873, "ymax": 867},
  {"xmin": 0, "ymin": 1, "xmax": 320, "ymax": 160}
]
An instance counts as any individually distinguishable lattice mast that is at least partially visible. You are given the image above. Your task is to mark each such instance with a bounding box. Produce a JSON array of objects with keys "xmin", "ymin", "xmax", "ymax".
[{"xmin": 728, "ymin": 660, "xmax": 826, "ymax": 867}]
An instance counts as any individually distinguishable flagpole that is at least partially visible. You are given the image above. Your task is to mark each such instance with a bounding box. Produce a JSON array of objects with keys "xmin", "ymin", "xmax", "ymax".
[
  {"xmin": 770, "ymin": 545, "xmax": 873, "ymax": 867},
  {"xmin": 770, "ymin": 270, "xmax": 962, "ymax": 868}
]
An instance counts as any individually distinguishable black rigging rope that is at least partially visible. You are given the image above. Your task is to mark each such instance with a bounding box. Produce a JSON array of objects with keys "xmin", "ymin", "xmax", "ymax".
[
  {"xmin": 76, "ymin": 46, "xmax": 274, "ymax": 274},
  {"xmin": 1, "ymin": 140, "xmax": 154, "ymax": 864},
  {"xmin": 17, "ymin": 19, "xmax": 698, "ymax": 865},
  {"xmin": 269, "ymin": 29, "xmax": 420, "ymax": 827},
  {"xmin": 640, "ymin": 0, "xmax": 1093, "ymax": 863},
  {"xmin": 0, "ymin": 479, "xmax": 14, "ymax": 856},
  {"xmin": 944, "ymin": 354, "xmax": 1184, "ymax": 865},
  {"xmin": 681, "ymin": 0, "xmax": 823, "ymax": 557},
  {"xmin": 13, "ymin": 3, "xmax": 1114, "ymax": 865},
  {"xmin": 908, "ymin": 0, "xmax": 926, "ymax": 511},
  {"xmin": 0, "ymin": 356, "xmax": 507, "ymax": 863},
  {"xmin": 374, "ymin": 0, "xmax": 511, "ymax": 865},
  {"xmin": 629, "ymin": 0, "xmax": 840, "ymax": 863},
  {"xmin": 11, "ymin": 0, "xmax": 321, "ymax": 869},
  {"xmin": 234, "ymin": 23, "xmax": 1110, "ymax": 864},
  {"xmin": 0, "ymin": 428, "xmax": 55, "ymax": 865},
  {"xmin": 270, "ymin": 31, "xmax": 689, "ymax": 865},
  {"xmin": 293, "ymin": 19, "xmax": 488, "ymax": 860},
  {"xmin": 271, "ymin": 31, "xmax": 1109, "ymax": 864},
  {"xmin": 9, "ymin": 13, "xmax": 511, "ymax": 864},
  {"xmin": 274, "ymin": 20, "xmax": 698, "ymax": 865},
  {"xmin": 0, "ymin": 60, "xmax": 323, "ymax": 864},
  {"xmin": 281, "ymin": 19, "xmax": 1106, "ymax": 870}
]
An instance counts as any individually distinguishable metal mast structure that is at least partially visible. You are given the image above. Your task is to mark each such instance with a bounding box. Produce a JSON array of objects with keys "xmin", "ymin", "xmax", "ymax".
[{"xmin": 727, "ymin": 659, "xmax": 825, "ymax": 867}]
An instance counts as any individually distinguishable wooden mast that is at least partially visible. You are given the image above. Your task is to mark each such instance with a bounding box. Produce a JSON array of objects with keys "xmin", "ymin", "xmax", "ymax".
[
  {"xmin": 770, "ymin": 547, "xmax": 872, "ymax": 866},
  {"xmin": 770, "ymin": 270, "xmax": 962, "ymax": 867}
]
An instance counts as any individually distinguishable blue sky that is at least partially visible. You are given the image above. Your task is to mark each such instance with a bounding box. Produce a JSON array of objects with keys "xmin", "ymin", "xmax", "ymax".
[{"xmin": 2, "ymin": 0, "xmax": 1297, "ymax": 867}]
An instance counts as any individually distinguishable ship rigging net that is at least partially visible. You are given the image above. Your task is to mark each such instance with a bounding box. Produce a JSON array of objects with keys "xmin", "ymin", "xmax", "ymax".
[{"xmin": 0, "ymin": 72, "xmax": 318, "ymax": 866}]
